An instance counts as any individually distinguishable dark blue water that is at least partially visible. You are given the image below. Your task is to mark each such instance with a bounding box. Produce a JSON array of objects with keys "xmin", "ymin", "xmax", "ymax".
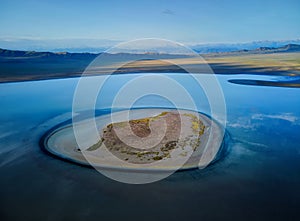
[{"xmin": 1, "ymin": 74, "xmax": 300, "ymax": 221}]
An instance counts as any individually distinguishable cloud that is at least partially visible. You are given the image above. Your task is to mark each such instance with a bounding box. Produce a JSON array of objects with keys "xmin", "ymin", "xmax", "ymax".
[
  {"xmin": 162, "ymin": 9, "xmax": 175, "ymax": 15},
  {"xmin": 227, "ymin": 122, "xmax": 255, "ymax": 129},
  {"xmin": 227, "ymin": 112, "xmax": 300, "ymax": 130},
  {"xmin": 251, "ymin": 113, "xmax": 299, "ymax": 123}
]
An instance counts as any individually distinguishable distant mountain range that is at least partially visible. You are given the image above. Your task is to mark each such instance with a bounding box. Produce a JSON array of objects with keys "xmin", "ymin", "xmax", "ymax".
[
  {"xmin": 238, "ymin": 44, "xmax": 300, "ymax": 53},
  {"xmin": 0, "ymin": 48, "xmax": 97, "ymax": 59},
  {"xmin": 1, "ymin": 44, "xmax": 300, "ymax": 58},
  {"xmin": 0, "ymin": 38, "xmax": 117, "ymax": 53},
  {"xmin": 0, "ymin": 38, "xmax": 300, "ymax": 54},
  {"xmin": 192, "ymin": 40, "xmax": 300, "ymax": 53}
]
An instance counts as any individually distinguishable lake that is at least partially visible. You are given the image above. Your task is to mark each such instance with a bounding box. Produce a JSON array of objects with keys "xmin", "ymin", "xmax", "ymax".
[{"xmin": 0, "ymin": 73, "xmax": 300, "ymax": 220}]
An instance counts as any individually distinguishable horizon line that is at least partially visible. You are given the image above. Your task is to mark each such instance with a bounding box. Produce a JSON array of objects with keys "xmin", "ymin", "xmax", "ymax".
[{"xmin": 0, "ymin": 37, "xmax": 300, "ymax": 47}]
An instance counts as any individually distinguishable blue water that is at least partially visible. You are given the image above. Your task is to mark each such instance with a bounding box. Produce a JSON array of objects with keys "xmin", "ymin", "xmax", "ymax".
[{"xmin": 1, "ymin": 73, "xmax": 300, "ymax": 220}]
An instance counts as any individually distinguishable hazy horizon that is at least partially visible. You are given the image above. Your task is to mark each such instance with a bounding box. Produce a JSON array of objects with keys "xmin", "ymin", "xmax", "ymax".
[{"xmin": 1, "ymin": 37, "xmax": 300, "ymax": 53}]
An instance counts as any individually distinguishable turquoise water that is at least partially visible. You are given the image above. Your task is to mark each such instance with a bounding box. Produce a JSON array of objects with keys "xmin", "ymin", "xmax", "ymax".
[{"xmin": 0, "ymin": 73, "xmax": 300, "ymax": 220}]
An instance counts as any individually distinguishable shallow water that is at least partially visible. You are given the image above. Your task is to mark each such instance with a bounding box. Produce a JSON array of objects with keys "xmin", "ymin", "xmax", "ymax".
[{"xmin": 1, "ymin": 73, "xmax": 300, "ymax": 220}]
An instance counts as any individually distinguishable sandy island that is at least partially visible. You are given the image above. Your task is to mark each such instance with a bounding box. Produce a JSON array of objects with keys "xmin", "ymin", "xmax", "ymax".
[{"xmin": 43, "ymin": 109, "xmax": 225, "ymax": 171}]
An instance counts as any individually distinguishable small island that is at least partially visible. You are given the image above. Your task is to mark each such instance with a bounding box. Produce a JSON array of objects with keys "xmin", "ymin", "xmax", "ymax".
[
  {"xmin": 44, "ymin": 109, "xmax": 224, "ymax": 171},
  {"xmin": 85, "ymin": 111, "xmax": 205, "ymax": 164}
]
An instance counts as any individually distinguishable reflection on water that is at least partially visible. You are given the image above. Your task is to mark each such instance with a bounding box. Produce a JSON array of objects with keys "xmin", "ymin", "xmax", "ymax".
[{"xmin": 0, "ymin": 73, "xmax": 300, "ymax": 220}]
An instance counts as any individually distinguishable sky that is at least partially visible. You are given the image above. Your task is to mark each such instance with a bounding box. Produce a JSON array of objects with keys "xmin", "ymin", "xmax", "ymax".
[{"xmin": 0, "ymin": 0, "xmax": 300, "ymax": 47}]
